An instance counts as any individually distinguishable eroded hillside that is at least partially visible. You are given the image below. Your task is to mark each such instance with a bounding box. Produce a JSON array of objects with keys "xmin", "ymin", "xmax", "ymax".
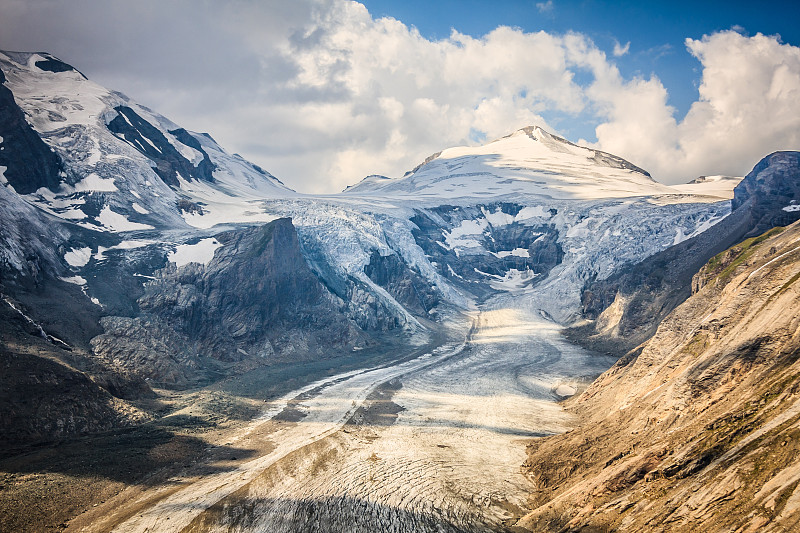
[{"xmin": 518, "ymin": 221, "xmax": 800, "ymax": 532}]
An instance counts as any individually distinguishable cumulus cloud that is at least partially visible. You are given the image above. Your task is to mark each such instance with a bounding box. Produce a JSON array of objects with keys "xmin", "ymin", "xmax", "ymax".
[
  {"xmin": 267, "ymin": 2, "xmax": 599, "ymax": 189},
  {"xmin": 592, "ymin": 31, "xmax": 800, "ymax": 183},
  {"xmin": 1, "ymin": 2, "xmax": 799, "ymax": 191}
]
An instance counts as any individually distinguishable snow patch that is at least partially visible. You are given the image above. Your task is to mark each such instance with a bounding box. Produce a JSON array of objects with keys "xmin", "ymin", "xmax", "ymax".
[
  {"xmin": 783, "ymin": 204, "xmax": 800, "ymax": 212},
  {"xmin": 131, "ymin": 202, "xmax": 150, "ymax": 214},
  {"xmin": 71, "ymin": 173, "xmax": 118, "ymax": 192},
  {"xmin": 60, "ymin": 275, "xmax": 87, "ymax": 285},
  {"xmin": 60, "ymin": 208, "xmax": 86, "ymax": 220},
  {"xmin": 672, "ymin": 213, "xmax": 727, "ymax": 245},
  {"xmin": 482, "ymin": 206, "xmax": 514, "ymax": 226},
  {"xmin": 64, "ymin": 247, "xmax": 91, "ymax": 267},
  {"xmin": 97, "ymin": 205, "xmax": 154, "ymax": 232},
  {"xmin": 442, "ymin": 219, "xmax": 488, "ymax": 251},
  {"xmin": 515, "ymin": 205, "xmax": 551, "ymax": 220},
  {"xmin": 168, "ymin": 238, "xmax": 221, "ymax": 267},
  {"xmin": 493, "ymin": 248, "xmax": 530, "ymax": 258},
  {"xmin": 94, "ymin": 240, "xmax": 155, "ymax": 261},
  {"xmin": 447, "ymin": 264, "xmax": 464, "ymax": 280}
]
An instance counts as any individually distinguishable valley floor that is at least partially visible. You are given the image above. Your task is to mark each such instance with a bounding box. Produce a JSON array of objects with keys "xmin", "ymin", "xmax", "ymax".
[{"xmin": 13, "ymin": 305, "xmax": 615, "ymax": 533}]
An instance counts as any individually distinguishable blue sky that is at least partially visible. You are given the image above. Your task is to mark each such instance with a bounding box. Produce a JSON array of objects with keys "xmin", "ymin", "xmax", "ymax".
[
  {"xmin": 2, "ymin": 0, "xmax": 800, "ymax": 192},
  {"xmin": 362, "ymin": 0, "xmax": 800, "ymax": 141}
]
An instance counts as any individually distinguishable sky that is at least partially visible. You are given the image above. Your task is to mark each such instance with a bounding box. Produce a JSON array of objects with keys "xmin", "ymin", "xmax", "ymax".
[{"xmin": 1, "ymin": 0, "xmax": 800, "ymax": 193}]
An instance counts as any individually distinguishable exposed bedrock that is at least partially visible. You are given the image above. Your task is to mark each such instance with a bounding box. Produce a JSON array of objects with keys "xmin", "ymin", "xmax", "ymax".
[
  {"xmin": 520, "ymin": 220, "xmax": 800, "ymax": 532},
  {"xmin": 91, "ymin": 218, "xmax": 369, "ymax": 388}
]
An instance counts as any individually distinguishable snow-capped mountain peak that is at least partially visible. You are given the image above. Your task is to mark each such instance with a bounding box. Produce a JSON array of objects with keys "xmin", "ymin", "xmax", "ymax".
[
  {"xmin": 0, "ymin": 50, "xmax": 293, "ymax": 233},
  {"xmin": 343, "ymin": 125, "xmax": 677, "ymax": 200}
]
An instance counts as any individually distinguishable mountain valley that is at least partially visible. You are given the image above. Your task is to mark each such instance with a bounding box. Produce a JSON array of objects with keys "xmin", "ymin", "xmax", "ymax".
[{"xmin": 1, "ymin": 51, "xmax": 799, "ymax": 532}]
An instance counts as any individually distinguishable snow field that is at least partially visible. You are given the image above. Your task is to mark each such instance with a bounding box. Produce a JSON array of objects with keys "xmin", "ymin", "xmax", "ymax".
[{"xmin": 167, "ymin": 238, "xmax": 222, "ymax": 268}]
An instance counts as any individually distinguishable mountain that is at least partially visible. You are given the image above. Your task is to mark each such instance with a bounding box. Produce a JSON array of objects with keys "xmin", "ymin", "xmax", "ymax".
[
  {"xmin": 569, "ymin": 151, "xmax": 800, "ymax": 354},
  {"xmin": 0, "ymin": 52, "xmax": 381, "ymax": 447},
  {"xmin": 0, "ymin": 50, "xmax": 291, "ymax": 235},
  {"xmin": 343, "ymin": 126, "xmax": 676, "ymax": 200},
  {"xmin": 519, "ymin": 219, "xmax": 800, "ymax": 532},
  {"xmin": 0, "ymin": 51, "xmax": 744, "ymax": 387},
  {"xmin": 0, "ymin": 50, "xmax": 760, "ymax": 449},
  {"xmin": 2, "ymin": 50, "xmax": 799, "ymax": 533}
]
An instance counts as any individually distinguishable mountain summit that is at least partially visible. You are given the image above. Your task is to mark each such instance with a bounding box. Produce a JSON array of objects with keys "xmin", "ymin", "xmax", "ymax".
[
  {"xmin": 0, "ymin": 50, "xmax": 292, "ymax": 234},
  {"xmin": 344, "ymin": 125, "xmax": 676, "ymax": 200}
]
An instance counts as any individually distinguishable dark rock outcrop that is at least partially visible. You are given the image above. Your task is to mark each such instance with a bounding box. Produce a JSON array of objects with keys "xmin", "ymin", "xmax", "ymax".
[
  {"xmin": 0, "ymin": 295, "xmax": 150, "ymax": 446},
  {"xmin": 0, "ymin": 69, "xmax": 64, "ymax": 194},
  {"xmin": 0, "ymin": 348, "xmax": 143, "ymax": 444},
  {"xmin": 91, "ymin": 218, "xmax": 368, "ymax": 387},
  {"xmin": 33, "ymin": 56, "xmax": 84, "ymax": 77},
  {"xmin": 364, "ymin": 250, "xmax": 439, "ymax": 315},
  {"xmin": 732, "ymin": 151, "xmax": 800, "ymax": 237},
  {"xmin": 107, "ymin": 106, "xmax": 215, "ymax": 187},
  {"xmin": 167, "ymin": 127, "xmax": 217, "ymax": 182}
]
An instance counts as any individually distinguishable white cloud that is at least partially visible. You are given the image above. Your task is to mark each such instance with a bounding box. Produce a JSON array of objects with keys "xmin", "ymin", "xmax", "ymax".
[
  {"xmin": 1, "ymin": 3, "xmax": 799, "ymax": 191},
  {"xmin": 536, "ymin": 1, "xmax": 554, "ymax": 14},
  {"xmin": 591, "ymin": 31, "xmax": 800, "ymax": 183},
  {"xmin": 613, "ymin": 40, "xmax": 630, "ymax": 56},
  {"xmin": 221, "ymin": 1, "xmax": 598, "ymax": 191}
]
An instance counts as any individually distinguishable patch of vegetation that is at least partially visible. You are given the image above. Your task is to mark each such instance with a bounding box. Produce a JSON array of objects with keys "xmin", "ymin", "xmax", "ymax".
[{"xmin": 704, "ymin": 226, "xmax": 786, "ymax": 284}]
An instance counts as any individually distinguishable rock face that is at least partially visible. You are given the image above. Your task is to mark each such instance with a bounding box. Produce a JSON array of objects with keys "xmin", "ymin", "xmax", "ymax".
[
  {"xmin": 0, "ymin": 65, "xmax": 64, "ymax": 194},
  {"xmin": 0, "ymin": 295, "xmax": 149, "ymax": 446},
  {"xmin": 91, "ymin": 218, "xmax": 368, "ymax": 387},
  {"xmin": 0, "ymin": 49, "xmax": 770, "ymax": 455},
  {"xmin": 364, "ymin": 250, "xmax": 439, "ymax": 315},
  {"xmin": 107, "ymin": 106, "xmax": 216, "ymax": 187},
  {"xmin": 410, "ymin": 203, "xmax": 564, "ymax": 300},
  {"xmin": 518, "ymin": 220, "xmax": 800, "ymax": 532},
  {"xmin": 571, "ymin": 151, "xmax": 800, "ymax": 354},
  {"xmin": 732, "ymin": 151, "xmax": 800, "ymax": 237}
]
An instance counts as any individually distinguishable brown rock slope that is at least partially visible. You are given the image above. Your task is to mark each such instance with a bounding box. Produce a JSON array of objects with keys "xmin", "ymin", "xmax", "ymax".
[{"xmin": 518, "ymin": 220, "xmax": 800, "ymax": 532}]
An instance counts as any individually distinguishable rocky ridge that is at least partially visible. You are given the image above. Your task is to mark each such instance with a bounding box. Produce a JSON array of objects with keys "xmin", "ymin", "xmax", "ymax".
[{"xmin": 91, "ymin": 218, "xmax": 368, "ymax": 388}]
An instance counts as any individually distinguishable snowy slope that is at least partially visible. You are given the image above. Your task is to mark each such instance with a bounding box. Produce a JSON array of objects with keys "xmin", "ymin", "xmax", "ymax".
[
  {"xmin": 343, "ymin": 126, "xmax": 678, "ymax": 200},
  {"xmin": 0, "ymin": 51, "xmax": 292, "ymax": 233},
  {"xmin": 0, "ymin": 51, "xmax": 738, "ymax": 334},
  {"xmin": 332, "ymin": 127, "xmax": 736, "ymax": 321},
  {"xmin": 670, "ymin": 175, "xmax": 743, "ymax": 199}
]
